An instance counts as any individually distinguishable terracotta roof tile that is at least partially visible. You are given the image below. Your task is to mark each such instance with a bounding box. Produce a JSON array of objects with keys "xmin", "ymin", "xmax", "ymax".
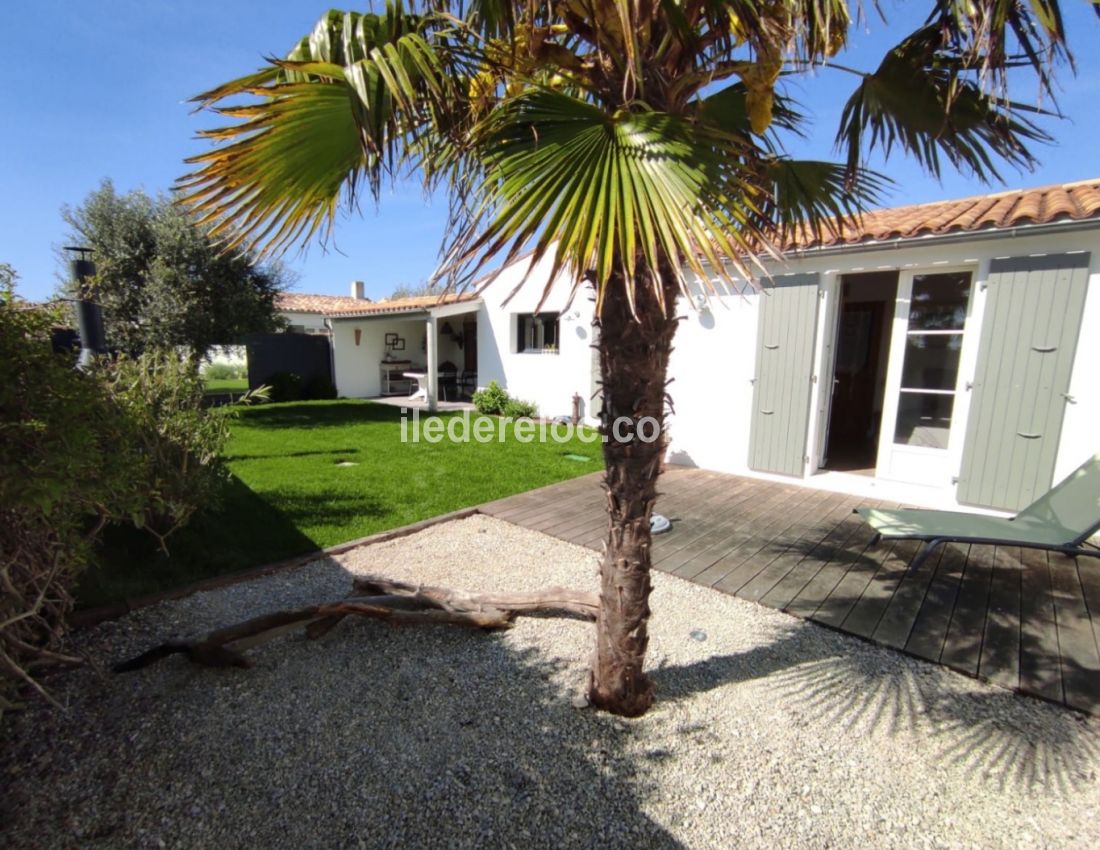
[
  {"xmin": 785, "ymin": 178, "xmax": 1100, "ymax": 251},
  {"xmin": 323, "ymin": 292, "xmax": 479, "ymax": 318},
  {"xmin": 276, "ymin": 293, "xmax": 375, "ymax": 314},
  {"xmin": 278, "ymin": 291, "xmax": 479, "ymax": 317}
]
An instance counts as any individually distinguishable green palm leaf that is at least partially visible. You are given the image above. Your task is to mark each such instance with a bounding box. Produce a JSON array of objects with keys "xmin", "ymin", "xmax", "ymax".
[
  {"xmin": 457, "ymin": 88, "xmax": 775, "ymax": 310},
  {"xmin": 179, "ymin": 76, "xmax": 366, "ymax": 255},
  {"xmin": 836, "ymin": 24, "xmax": 1052, "ymax": 182}
]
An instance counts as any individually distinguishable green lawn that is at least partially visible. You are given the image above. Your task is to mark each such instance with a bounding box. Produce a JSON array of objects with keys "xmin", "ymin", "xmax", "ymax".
[
  {"xmin": 204, "ymin": 377, "xmax": 249, "ymax": 393},
  {"xmin": 78, "ymin": 400, "xmax": 603, "ymax": 607}
]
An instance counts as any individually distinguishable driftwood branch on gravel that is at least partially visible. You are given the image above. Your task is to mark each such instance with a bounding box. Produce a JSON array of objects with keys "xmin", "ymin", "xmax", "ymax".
[{"xmin": 113, "ymin": 579, "xmax": 599, "ymax": 673}]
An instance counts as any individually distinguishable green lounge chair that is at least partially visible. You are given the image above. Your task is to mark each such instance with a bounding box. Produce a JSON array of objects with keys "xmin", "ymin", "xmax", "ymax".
[{"xmin": 856, "ymin": 452, "xmax": 1100, "ymax": 572}]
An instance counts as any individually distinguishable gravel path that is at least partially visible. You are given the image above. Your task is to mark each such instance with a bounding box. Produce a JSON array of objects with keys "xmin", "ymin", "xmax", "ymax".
[{"xmin": 2, "ymin": 514, "xmax": 1099, "ymax": 849}]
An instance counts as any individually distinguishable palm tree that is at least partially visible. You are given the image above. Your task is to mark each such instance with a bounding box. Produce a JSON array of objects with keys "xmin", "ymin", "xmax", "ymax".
[{"xmin": 180, "ymin": 1, "xmax": 1088, "ymax": 717}]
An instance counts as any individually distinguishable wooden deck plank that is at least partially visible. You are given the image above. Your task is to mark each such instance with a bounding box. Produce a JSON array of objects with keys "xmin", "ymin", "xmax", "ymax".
[
  {"xmin": 1049, "ymin": 553, "xmax": 1100, "ymax": 714},
  {"xmin": 1018, "ymin": 548, "xmax": 1062, "ymax": 704},
  {"xmin": 655, "ymin": 482, "xmax": 786, "ymax": 575},
  {"xmin": 871, "ymin": 544, "xmax": 945, "ymax": 651},
  {"xmin": 978, "ymin": 547, "xmax": 1023, "ymax": 692},
  {"xmin": 480, "ymin": 468, "xmax": 1087, "ymax": 714},
  {"xmin": 495, "ymin": 476, "xmax": 601, "ymax": 525},
  {"xmin": 810, "ymin": 537, "xmax": 904, "ymax": 630},
  {"xmin": 682, "ymin": 483, "xmax": 827, "ymax": 589},
  {"xmin": 663, "ymin": 485, "xmax": 800, "ymax": 581},
  {"xmin": 541, "ymin": 467, "xmax": 719, "ymax": 544},
  {"xmin": 783, "ymin": 520, "xmax": 885, "ymax": 621},
  {"xmin": 840, "ymin": 539, "xmax": 925, "ymax": 640},
  {"xmin": 758, "ymin": 504, "xmax": 871, "ymax": 612},
  {"xmin": 939, "ymin": 544, "xmax": 996, "ymax": 677},
  {"xmin": 735, "ymin": 493, "xmax": 858, "ymax": 605},
  {"xmin": 1075, "ymin": 551, "xmax": 1100, "ymax": 661},
  {"xmin": 904, "ymin": 543, "xmax": 968, "ymax": 664}
]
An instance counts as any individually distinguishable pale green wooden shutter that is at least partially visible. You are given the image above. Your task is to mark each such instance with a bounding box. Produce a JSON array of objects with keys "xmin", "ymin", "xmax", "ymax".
[
  {"xmin": 957, "ymin": 252, "xmax": 1091, "ymax": 511},
  {"xmin": 748, "ymin": 273, "xmax": 821, "ymax": 476}
]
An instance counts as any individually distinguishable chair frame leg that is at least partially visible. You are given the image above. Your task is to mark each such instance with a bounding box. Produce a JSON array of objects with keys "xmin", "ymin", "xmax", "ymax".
[{"xmin": 907, "ymin": 539, "xmax": 945, "ymax": 573}]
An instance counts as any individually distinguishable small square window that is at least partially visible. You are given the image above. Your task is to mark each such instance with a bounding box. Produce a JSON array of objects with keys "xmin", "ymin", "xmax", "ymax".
[{"xmin": 516, "ymin": 313, "xmax": 560, "ymax": 353}]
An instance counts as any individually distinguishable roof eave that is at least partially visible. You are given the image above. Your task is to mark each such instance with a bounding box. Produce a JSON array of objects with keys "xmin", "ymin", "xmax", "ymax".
[{"xmin": 699, "ymin": 216, "xmax": 1100, "ymax": 270}]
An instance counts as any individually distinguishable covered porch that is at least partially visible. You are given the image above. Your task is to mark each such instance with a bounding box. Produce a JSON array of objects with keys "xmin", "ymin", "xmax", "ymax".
[{"xmin": 327, "ymin": 295, "xmax": 481, "ymax": 409}]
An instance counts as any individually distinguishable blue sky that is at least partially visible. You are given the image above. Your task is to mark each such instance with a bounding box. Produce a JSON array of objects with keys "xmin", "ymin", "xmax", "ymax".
[{"xmin": 3, "ymin": 1, "xmax": 1098, "ymax": 303}]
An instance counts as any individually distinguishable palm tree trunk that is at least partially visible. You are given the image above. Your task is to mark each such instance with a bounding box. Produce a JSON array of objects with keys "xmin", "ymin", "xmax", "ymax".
[{"xmin": 587, "ymin": 265, "xmax": 680, "ymax": 717}]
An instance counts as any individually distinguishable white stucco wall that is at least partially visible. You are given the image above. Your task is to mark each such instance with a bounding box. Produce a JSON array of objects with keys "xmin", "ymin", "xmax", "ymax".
[
  {"xmin": 280, "ymin": 310, "xmax": 329, "ymax": 333},
  {"xmin": 476, "ymin": 252, "xmax": 599, "ymax": 422},
  {"xmin": 330, "ymin": 316, "xmax": 428, "ymax": 398}
]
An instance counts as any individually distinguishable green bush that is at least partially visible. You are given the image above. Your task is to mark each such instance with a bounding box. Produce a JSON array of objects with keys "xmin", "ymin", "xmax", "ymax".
[
  {"xmin": 99, "ymin": 352, "xmax": 232, "ymax": 548},
  {"xmin": 472, "ymin": 380, "xmax": 538, "ymax": 418},
  {"xmin": 471, "ymin": 380, "xmax": 510, "ymax": 415},
  {"xmin": 266, "ymin": 371, "xmax": 303, "ymax": 402},
  {"xmin": 202, "ymin": 362, "xmax": 245, "ymax": 381},
  {"xmin": 303, "ymin": 374, "xmax": 337, "ymax": 400},
  {"xmin": 502, "ymin": 398, "xmax": 538, "ymax": 419},
  {"xmin": 1, "ymin": 275, "xmax": 138, "ymax": 714},
  {"xmin": 1, "ymin": 268, "xmax": 233, "ymax": 715}
]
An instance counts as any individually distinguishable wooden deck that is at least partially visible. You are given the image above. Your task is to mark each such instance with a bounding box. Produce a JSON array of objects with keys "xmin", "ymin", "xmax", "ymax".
[{"xmin": 480, "ymin": 466, "xmax": 1100, "ymax": 715}]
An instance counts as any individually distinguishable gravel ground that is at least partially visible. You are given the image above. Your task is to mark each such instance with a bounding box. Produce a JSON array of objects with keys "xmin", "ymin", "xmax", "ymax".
[{"xmin": 2, "ymin": 514, "xmax": 1099, "ymax": 850}]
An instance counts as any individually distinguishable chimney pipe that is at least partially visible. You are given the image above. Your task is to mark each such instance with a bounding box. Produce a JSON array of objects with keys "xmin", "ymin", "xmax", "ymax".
[
  {"xmin": 66, "ymin": 247, "xmax": 106, "ymax": 370},
  {"xmin": 351, "ymin": 280, "xmax": 366, "ymax": 300}
]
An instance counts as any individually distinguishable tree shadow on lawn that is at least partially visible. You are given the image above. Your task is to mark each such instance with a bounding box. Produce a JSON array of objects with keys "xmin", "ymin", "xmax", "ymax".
[
  {"xmin": 227, "ymin": 446, "xmax": 364, "ymax": 462},
  {"xmin": 652, "ymin": 622, "xmax": 1099, "ymax": 797},
  {"xmin": 237, "ymin": 399, "xmax": 413, "ymax": 430},
  {"xmin": 78, "ymin": 475, "xmax": 328, "ymax": 609},
  {"xmin": 3, "ymin": 583, "xmax": 688, "ymax": 849}
]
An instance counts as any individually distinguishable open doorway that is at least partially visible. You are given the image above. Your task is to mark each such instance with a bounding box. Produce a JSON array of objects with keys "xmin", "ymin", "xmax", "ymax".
[{"xmin": 822, "ymin": 271, "xmax": 898, "ymax": 474}]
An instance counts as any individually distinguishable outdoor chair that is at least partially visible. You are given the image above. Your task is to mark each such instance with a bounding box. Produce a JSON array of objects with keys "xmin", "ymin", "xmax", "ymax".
[
  {"xmin": 438, "ymin": 361, "xmax": 459, "ymax": 401},
  {"xmin": 855, "ymin": 452, "xmax": 1100, "ymax": 573}
]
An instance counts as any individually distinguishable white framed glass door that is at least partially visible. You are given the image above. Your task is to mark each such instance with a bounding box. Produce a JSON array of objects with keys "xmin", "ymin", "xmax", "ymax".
[{"xmin": 876, "ymin": 267, "xmax": 976, "ymax": 486}]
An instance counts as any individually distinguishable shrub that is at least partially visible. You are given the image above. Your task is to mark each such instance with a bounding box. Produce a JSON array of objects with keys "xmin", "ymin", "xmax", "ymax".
[
  {"xmin": 502, "ymin": 398, "xmax": 538, "ymax": 419},
  {"xmin": 1, "ymin": 275, "xmax": 141, "ymax": 714},
  {"xmin": 266, "ymin": 371, "xmax": 303, "ymax": 402},
  {"xmin": 202, "ymin": 362, "xmax": 245, "ymax": 381},
  {"xmin": 472, "ymin": 380, "xmax": 538, "ymax": 418},
  {"xmin": 98, "ymin": 352, "xmax": 232, "ymax": 549},
  {"xmin": 1, "ymin": 270, "xmax": 233, "ymax": 714},
  {"xmin": 303, "ymin": 374, "xmax": 337, "ymax": 400},
  {"xmin": 471, "ymin": 380, "xmax": 510, "ymax": 415}
]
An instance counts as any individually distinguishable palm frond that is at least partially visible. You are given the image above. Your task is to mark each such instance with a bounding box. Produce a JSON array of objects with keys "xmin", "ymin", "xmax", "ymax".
[
  {"xmin": 178, "ymin": 4, "xmax": 457, "ymax": 257},
  {"xmin": 760, "ymin": 158, "xmax": 891, "ymax": 244},
  {"xmin": 696, "ymin": 79, "xmax": 805, "ymax": 140},
  {"xmin": 452, "ymin": 88, "xmax": 777, "ymax": 309},
  {"xmin": 924, "ymin": 0, "xmax": 1071, "ymax": 93},
  {"xmin": 836, "ymin": 24, "xmax": 1053, "ymax": 182},
  {"xmin": 179, "ymin": 78, "xmax": 366, "ymax": 256}
]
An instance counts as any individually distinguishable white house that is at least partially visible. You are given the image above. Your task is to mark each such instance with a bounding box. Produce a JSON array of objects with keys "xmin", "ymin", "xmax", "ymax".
[
  {"xmin": 663, "ymin": 178, "xmax": 1100, "ymax": 513},
  {"xmin": 301, "ymin": 178, "xmax": 1100, "ymax": 514}
]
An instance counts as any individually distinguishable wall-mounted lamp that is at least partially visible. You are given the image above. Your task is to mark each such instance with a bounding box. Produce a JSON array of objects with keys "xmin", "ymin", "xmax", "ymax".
[{"xmin": 440, "ymin": 320, "xmax": 464, "ymax": 348}]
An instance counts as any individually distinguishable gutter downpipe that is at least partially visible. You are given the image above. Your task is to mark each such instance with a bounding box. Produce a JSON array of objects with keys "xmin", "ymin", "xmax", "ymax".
[{"xmin": 323, "ymin": 317, "xmax": 337, "ymax": 396}]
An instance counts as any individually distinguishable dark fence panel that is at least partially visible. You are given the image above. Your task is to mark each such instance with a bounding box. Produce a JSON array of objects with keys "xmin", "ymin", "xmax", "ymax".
[{"xmin": 245, "ymin": 333, "xmax": 332, "ymax": 391}]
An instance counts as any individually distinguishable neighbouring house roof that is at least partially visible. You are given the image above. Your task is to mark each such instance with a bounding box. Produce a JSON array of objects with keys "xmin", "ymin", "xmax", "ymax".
[
  {"xmin": 276, "ymin": 293, "xmax": 376, "ymax": 315},
  {"xmin": 325, "ymin": 292, "xmax": 480, "ymax": 318},
  {"xmin": 784, "ymin": 178, "xmax": 1100, "ymax": 252}
]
